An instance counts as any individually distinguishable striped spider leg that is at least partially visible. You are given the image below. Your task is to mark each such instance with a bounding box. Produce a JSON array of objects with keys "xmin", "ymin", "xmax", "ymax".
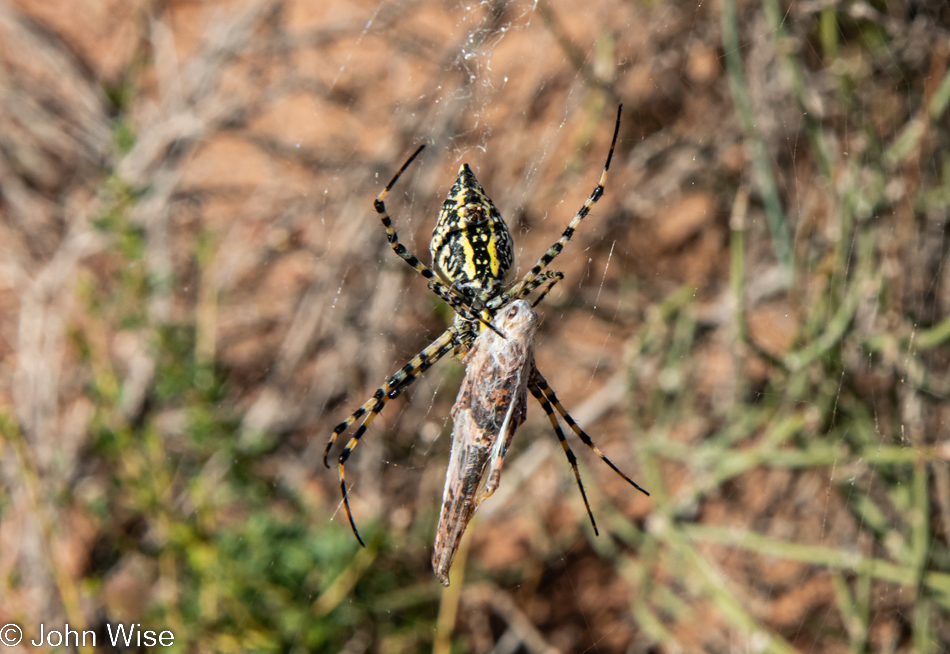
[
  {"xmin": 528, "ymin": 370, "xmax": 650, "ymax": 537},
  {"xmin": 486, "ymin": 104, "xmax": 624, "ymax": 312},
  {"xmin": 324, "ymin": 323, "xmax": 472, "ymax": 546},
  {"xmin": 527, "ymin": 270, "xmax": 564, "ymax": 308}
]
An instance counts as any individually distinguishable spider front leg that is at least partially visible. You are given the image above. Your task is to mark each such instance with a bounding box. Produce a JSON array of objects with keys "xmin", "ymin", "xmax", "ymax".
[
  {"xmin": 532, "ymin": 368, "xmax": 649, "ymax": 497},
  {"xmin": 528, "ymin": 380, "xmax": 600, "ymax": 534},
  {"xmin": 325, "ymin": 326, "xmax": 460, "ymax": 546},
  {"xmin": 374, "ymin": 146, "xmax": 503, "ymax": 337},
  {"xmin": 502, "ymin": 104, "xmax": 622, "ymax": 305}
]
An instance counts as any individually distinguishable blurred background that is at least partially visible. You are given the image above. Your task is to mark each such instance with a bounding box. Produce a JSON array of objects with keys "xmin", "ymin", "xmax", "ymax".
[{"xmin": 1, "ymin": 0, "xmax": 949, "ymax": 651}]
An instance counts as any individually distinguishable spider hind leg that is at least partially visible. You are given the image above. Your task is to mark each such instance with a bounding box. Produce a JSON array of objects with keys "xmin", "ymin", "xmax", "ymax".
[{"xmin": 496, "ymin": 104, "xmax": 623, "ymax": 309}]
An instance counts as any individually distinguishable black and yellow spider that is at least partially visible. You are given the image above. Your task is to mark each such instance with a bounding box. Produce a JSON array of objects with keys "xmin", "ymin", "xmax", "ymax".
[{"xmin": 324, "ymin": 105, "xmax": 647, "ymax": 546}]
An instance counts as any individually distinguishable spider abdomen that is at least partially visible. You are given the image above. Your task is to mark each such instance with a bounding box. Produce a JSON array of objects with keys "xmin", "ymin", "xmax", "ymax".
[{"xmin": 430, "ymin": 164, "xmax": 514, "ymax": 302}]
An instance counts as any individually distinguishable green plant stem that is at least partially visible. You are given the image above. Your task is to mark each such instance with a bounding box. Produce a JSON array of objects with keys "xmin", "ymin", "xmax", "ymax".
[
  {"xmin": 720, "ymin": 0, "xmax": 793, "ymax": 277},
  {"xmin": 683, "ymin": 524, "xmax": 950, "ymax": 609}
]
